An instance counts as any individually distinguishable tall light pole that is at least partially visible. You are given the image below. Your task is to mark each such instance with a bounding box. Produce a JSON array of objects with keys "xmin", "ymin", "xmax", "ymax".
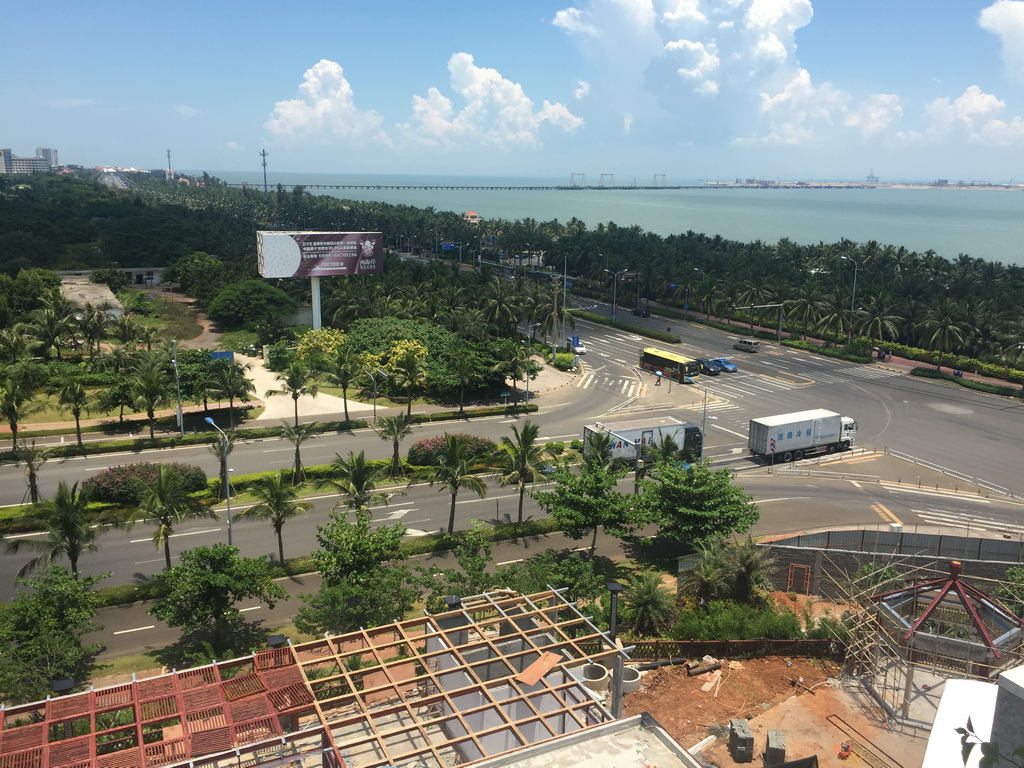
[
  {"xmin": 604, "ymin": 268, "xmax": 628, "ymax": 324},
  {"xmin": 171, "ymin": 340, "xmax": 184, "ymax": 437},
  {"xmin": 840, "ymin": 255, "xmax": 859, "ymax": 341},
  {"xmin": 685, "ymin": 267, "xmax": 703, "ymax": 318},
  {"xmin": 204, "ymin": 416, "xmax": 232, "ymax": 546}
]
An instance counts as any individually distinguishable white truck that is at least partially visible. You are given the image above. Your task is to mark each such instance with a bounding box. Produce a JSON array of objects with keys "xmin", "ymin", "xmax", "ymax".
[
  {"xmin": 747, "ymin": 408, "xmax": 857, "ymax": 462},
  {"xmin": 583, "ymin": 416, "xmax": 703, "ymax": 465}
]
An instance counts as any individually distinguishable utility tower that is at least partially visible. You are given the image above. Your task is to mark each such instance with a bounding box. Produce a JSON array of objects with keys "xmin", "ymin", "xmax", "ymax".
[
  {"xmin": 600, "ymin": 173, "xmax": 615, "ymax": 188},
  {"xmin": 260, "ymin": 149, "xmax": 269, "ymax": 201}
]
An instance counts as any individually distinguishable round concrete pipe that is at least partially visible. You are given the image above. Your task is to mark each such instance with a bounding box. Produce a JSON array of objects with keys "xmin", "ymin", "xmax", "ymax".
[
  {"xmin": 618, "ymin": 665, "xmax": 642, "ymax": 694},
  {"xmin": 580, "ymin": 662, "xmax": 610, "ymax": 692}
]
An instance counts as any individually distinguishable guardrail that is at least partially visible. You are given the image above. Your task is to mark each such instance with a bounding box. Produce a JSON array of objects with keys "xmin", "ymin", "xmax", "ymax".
[{"xmin": 885, "ymin": 448, "xmax": 1021, "ymax": 499}]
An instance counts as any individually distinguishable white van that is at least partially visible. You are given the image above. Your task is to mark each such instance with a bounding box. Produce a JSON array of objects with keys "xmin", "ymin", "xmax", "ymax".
[{"xmin": 733, "ymin": 338, "xmax": 760, "ymax": 353}]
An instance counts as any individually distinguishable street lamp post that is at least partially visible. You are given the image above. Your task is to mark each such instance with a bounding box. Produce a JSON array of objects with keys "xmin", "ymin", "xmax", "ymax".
[
  {"xmin": 603, "ymin": 268, "xmax": 628, "ymax": 324},
  {"xmin": 841, "ymin": 255, "xmax": 859, "ymax": 341},
  {"xmin": 171, "ymin": 340, "xmax": 184, "ymax": 437},
  {"xmin": 204, "ymin": 416, "xmax": 232, "ymax": 546}
]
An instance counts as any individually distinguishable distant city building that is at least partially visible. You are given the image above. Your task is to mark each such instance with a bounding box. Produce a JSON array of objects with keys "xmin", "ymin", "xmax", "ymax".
[
  {"xmin": 0, "ymin": 147, "xmax": 58, "ymax": 174},
  {"xmin": 36, "ymin": 147, "xmax": 58, "ymax": 168}
]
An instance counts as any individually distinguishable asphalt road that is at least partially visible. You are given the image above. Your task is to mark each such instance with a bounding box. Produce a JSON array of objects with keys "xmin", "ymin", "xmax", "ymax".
[{"xmin": 7, "ymin": 301, "xmax": 1024, "ymax": 653}]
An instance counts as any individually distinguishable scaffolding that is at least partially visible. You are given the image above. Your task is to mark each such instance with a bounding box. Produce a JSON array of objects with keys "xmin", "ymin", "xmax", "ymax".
[{"xmin": 823, "ymin": 554, "xmax": 1024, "ymax": 729}]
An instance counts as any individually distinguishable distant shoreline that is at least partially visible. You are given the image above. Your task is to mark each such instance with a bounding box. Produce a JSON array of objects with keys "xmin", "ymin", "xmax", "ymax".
[{"xmin": 704, "ymin": 181, "xmax": 1024, "ymax": 192}]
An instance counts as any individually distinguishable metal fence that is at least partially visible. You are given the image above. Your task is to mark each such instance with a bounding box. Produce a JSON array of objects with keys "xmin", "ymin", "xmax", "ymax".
[
  {"xmin": 625, "ymin": 638, "xmax": 841, "ymax": 661},
  {"xmin": 772, "ymin": 529, "xmax": 1024, "ymax": 563}
]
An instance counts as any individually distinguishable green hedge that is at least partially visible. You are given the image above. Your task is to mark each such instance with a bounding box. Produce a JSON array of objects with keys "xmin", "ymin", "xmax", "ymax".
[{"xmin": 911, "ymin": 367, "xmax": 1022, "ymax": 397}]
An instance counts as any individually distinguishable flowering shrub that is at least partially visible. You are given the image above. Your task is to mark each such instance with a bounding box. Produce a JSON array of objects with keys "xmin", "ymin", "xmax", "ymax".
[
  {"xmin": 407, "ymin": 434, "xmax": 496, "ymax": 466},
  {"xmin": 81, "ymin": 462, "xmax": 207, "ymax": 504}
]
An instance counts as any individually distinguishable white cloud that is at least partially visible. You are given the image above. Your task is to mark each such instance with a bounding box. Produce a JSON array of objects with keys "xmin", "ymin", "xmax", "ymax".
[
  {"xmin": 400, "ymin": 53, "xmax": 582, "ymax": 150},
  {"xmin": 225, "ymin": 141, "xmax": 243, "ymax": 151},
  {"xmin": 264, "ymin": 59, "xmax": 384, "ymax": 140},
  {"xmin": 665, "ymin": 38, "xmax": 719, "ymax": 82},
  {"xmin": 844, "ymin": 94, "xmax": 902, "ymax": 136},
  {"xmin": 623, "ymin": 113, "xmax": 634, "ymax": 134},
  {"xmin": 925, "ymin": 85, "xmax": 1005, "ymax": 134},
  {"xmin": 574, "ymin": 80, "xmax": 591, "ymax": 99},
  {"xmin": 979, "ymin": 1, "xmax": 1024, "ymax": 79},
  {"xmin": 173, "ymin": 104, "xmax": 201, "ymax": 118},
  {"xmin": 552, "ymin": 6, "xmax": 599, "ymax": 36},
  {"xmin": 664, "ymin": 0, "xmax": 707, "ymax": 24}
]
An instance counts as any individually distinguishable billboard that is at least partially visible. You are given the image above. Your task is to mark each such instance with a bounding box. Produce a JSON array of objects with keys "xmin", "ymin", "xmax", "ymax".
[{"xmin": 257, "ymin": 231, "xmax": 384, "ymax": 278}]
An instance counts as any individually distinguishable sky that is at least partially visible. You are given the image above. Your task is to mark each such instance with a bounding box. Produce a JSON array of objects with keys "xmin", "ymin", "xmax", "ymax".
[{"xmin": 4, "ymin": 0, "xmax": 1024, "ymax": 182}]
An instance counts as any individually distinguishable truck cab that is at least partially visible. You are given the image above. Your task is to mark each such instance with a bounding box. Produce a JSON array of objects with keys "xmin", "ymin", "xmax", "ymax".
[{"xmin": 840, "ymin": 416, "xmax": 857, "ymax": 447}]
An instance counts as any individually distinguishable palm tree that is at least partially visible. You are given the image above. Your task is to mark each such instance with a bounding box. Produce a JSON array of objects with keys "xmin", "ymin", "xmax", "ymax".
[
  {"xmin": 280, "ymin": 420, "xmax": 318, "ymax": 484},
  {"xmin": 679, "ymin": 540, "xmax": 733, "ymax": 605},
  {"xmin": 52, "ymin": 379, "xmax": 89, "ymax": 449},
  {"xmin": 237, "ymin": 470, "xmax": 311, "ymax": 563},
  {"xmin": 623, "ymin": 571, "xmax": 678, "ymax": 638},
  {"xmin": 917, "ymin": 299, "xmax": 970, "ymax": 370},
  {"xmin": 78, "ymin": 303, "xmax": 109, "ymax": 357},
  {"xmin": 325, "ymin": 346, "xmax": 360, "ymax": 424},
  {"xmin": 16, "ymin": 440, "xmax": 49, "ymax": 504},
  {"xmin": 208, "ymin": 430, "xmax": 235, "ymax": 500},
  {"xmin": 391, "ymin": 348, "xmax": 428, "ymax": 416},
  {"xmin": 645, "ymin": 432, "xmax": 682, "ymax": 465},
  {"xmin": 431, "ymin": 433, "xmax": 488, "ymax": 534},
  {"xmin": 496, "ymin": 420, "xmax": 546, "ymax": 524},
  {"xmin": 130, "ymin": 464, "xmax": 218, "ymax": 570},
  {"xmin": 375, "ymin": 413, "xmax": 414, "ymax": 477},
  {"xmin": 209, "ymin": 359, "xmax": 255, "ymax": 430},
  {"xmin": 31, "ymin": 296, "xmax": 75, "ymax": 360},
  {"xmin": 729, "ymin": 538, "xmax": 777, "ymax": 604},
  {"xmin": 450, "ymin": 352, "xmax": 479, "ymax": 415},
  {"xmin": 320, "ymin": 450, "xmax": 391, "ymax": 512},
  {"xmin": 265, "ymin": 360, "xmax": 319, "ymax": 427},
  {"xmin": 0, "ymin": 362, "xmax": 41, "ymax": 450},
  {"xmin": 5, "ymin": 481, "xmax": 111, "ymax": 577},
  {"xmin": 130, "ymin": 355, "xmax": 171, "ymax": 440}
]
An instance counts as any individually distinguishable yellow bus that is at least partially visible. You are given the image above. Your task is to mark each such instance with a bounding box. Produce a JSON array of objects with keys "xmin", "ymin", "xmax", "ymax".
[{"xmin": 639, "ymin": 347, "xmax": 700, "ymax": 383}]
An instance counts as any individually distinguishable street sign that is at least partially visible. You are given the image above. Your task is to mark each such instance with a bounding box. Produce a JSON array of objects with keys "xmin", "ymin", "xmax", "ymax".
[
  {"xmin": 769, "ymin": 438, "xmax": 776, "ymax": 453},
  {"xmin": 618, "ymin": 271, "xmax": 638, "ymax": 283}
]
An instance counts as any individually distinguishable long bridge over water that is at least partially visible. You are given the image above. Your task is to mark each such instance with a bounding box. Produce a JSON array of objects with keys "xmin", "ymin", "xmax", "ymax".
[{"xmin": 228, "ymin": 182, "xmax": 869, "ymax": 192}]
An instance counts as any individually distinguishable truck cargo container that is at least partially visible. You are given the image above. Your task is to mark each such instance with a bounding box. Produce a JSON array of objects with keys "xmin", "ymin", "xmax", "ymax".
[
  {"xmin": 747, "ymin": 409, "xmax": 856, "ymax": 462},
  {"xmin": 583, "ymin": 416, "xmax": 703, "ymax": 465}
]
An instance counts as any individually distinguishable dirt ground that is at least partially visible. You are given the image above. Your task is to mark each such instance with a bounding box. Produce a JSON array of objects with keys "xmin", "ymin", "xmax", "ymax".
[{"xmin": 623, "ymin": 593, "xmax": 931, "ymax": 767}]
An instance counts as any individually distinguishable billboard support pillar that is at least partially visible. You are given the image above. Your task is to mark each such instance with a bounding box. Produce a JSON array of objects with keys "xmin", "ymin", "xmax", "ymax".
[{"xmin": 310, "ymin": 276, "xmax": 322, "ymax": 330}]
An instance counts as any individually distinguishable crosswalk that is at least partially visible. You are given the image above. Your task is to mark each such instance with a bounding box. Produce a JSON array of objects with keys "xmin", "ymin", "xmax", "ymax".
[
  {"xmin": 697, "ymin": 365, "xmax": 900, "ymax": 399},
  {"xmin": 908, "ymin": 507, "xmax": 1024, "ymax": 537},
  {"xmin": 575, "ymin": 373, "xmax": 639, "ymax": 397}
]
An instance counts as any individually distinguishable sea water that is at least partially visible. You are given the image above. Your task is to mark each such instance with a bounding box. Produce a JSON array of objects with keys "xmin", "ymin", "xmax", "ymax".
[{"xmin": 208, "ymin": 171, "xmax": 1024, "ymax": 266}]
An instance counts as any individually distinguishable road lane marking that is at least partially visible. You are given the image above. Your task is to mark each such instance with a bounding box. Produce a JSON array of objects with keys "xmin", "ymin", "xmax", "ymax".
[
  {"xmin": 240, "ymin": 606, "xmax": 261, "ymax": 613},
  {"xmin": 130, "ymin": 528, "xmax": 221, "ymax": 544},
  {"xmin": 113, "ymin": 625, "xmax": 155, "ymax": 635},
  {"xmin": 872, "ymin": 503, "xmax": 902, "ymax": 525}
]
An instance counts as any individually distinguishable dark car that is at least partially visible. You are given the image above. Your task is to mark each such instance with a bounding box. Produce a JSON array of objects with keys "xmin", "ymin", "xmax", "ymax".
[
  {"xmin": 711, "ymin": 357, "xmax": 738, "ymax": 372},
  {"xmin": 697, "ymin": 358, "xmax": 722, "ymax": 375},
  {"xmin": 632, "ymin": 306, "xmax": 651, "ymax": 317}
]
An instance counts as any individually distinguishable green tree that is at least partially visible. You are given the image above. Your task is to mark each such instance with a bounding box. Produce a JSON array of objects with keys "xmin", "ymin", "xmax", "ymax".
[
  {"xmin": 209, "ymin": 359, "xmax": 255, "ymax": 430},
  {"xmin": 532, "ymin": 461, "xmax": 628, "ymax": 555},
  {"xmin": 298, "ymin": 508, "xmax": 418, "ymax": 635},
  {"xmin": 237, "ymin": 471, "xmax": 311, "ymax": 563},
  {"xmin": 0, "ymin": 567, "xmax": 104, "ymax": 705},
  {"xmin": 4, "ymin": 481, "xmax": 116, "ymax": 577},
  {"xmin": 149, "ymin": 544, "xmax": 287, "ymax": 659},
  {"xmin": 375, "ymin": 413, "xmax": 414, "ymax": 478},
  {"xmin": 496, "ymin": 419, "xmax": 547, "ymax": 524},
  {"xmin": 635, "ymin": 461, "xmax": 758, "ymax": 545},
  {"xmin": 130, "ymin": 354, "xmax": 171, "ymax": 440},
  {"xmin": 16, "ymin": 439, "xmax": 49, "ymax": 504},
  {"xmin": 325, "ymin": 345, "xmax": 360, "ymax": 424},
  {"xmin": 622, "ymin": 571, "xmax": 678, "ymax": 638},
  {"xmin": 208, "ymin": 429, "xmax": 234, "ymax": 500},
  {"xmin": 0, "ymin": 362, "xmax": 41, "ymax": 450},
  {"xmin": 279, "ymin": 420, "xmax": 318, "ymax": 484},
  {"xmin": 130, "ymin": 464, "xmax": 219, "ymax": 570},
  {"xmin": 431, "ymin": 433, "xmax": 488, "ymax": 534},
  {"xmin": 265, "ymin": 359, "xmax": 319, "ymax": 427},
  {"xmin": 392, "ymin": 346, "xmax": 428, "ymax": 416},
  {"xmin": 52, "ymin": 378, "xmax": 89, "ymax": 449},
  {"xmin": 207, "ymin": 280, "xmax": 297, "ymax": 331},
  {"xmin": 321, "ymin": 450, "xmax": 391, "ymax": 512},
  {"xmin": 418, "ymin": 521, "xmax": 496, "ymax": 612}
]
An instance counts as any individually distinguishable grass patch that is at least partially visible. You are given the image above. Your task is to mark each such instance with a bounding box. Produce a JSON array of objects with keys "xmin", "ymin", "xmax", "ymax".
[
  {"xmin": 219, "ymin": 330, "xmax": 259, "ymax": 353},
  {"xmin": 141, "ymin": 295, "xmax": 203, "ymax": 341}
]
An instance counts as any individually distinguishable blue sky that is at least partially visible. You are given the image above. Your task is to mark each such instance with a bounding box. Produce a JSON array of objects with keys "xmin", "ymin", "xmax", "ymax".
[{"xmin": 4, "ymin": 1, "xmax": 1023, "ymax": 181}]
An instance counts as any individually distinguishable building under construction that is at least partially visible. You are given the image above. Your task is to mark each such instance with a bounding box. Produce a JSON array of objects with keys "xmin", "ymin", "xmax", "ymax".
[{"xmin": 0, "ymin": 589, "xmax": 701, "ymax": 768}]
